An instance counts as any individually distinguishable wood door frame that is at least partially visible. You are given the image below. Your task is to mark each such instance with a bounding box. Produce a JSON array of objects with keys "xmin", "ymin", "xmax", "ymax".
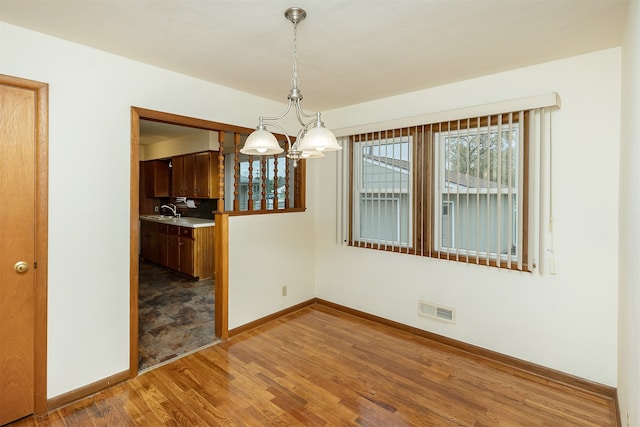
[
  {"xmin": 129, "ymin": 107, "xmax": 230, "ymax": 377},
  {"xmin": 0, "ymin": 74, "xmax": 49, "ymax": 414}
]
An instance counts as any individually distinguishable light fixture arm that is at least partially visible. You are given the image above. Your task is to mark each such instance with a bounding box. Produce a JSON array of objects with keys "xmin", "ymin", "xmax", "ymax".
[
  {"xmin": 258, "ymin": 98, "xmax": 294, "ymax": 124},
  {"xmin": 293, "ymin": 99, "xmax": 318, "ymax": 127},
  {"xmin": 259, "ymin": 99, "xmax": 319, "ymax": 139}
]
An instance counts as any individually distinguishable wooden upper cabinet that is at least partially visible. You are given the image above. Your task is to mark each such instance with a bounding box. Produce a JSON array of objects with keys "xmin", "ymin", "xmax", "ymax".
[
  {"xmin": 194, "ymin": 152, "xmax": 219, "ymax": 199},
  {"xmin": 184, "ymin": 155, "xmax": 196, "ymax": 198},
  {"xmin": 171, "ymin": 151, "xmax": 219, "ymax": 199},
  {"xmin": 143, "ymin": 160, "xmax": 170, "ymax": 197},
  {"xmin": 171, "ymin": 155, "xmax": 187, "ymax": 197}
]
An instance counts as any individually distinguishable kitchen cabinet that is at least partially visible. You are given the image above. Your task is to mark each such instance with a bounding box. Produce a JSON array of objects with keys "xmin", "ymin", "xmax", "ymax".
[
  {"xmin": 171, "ymin": 151, "xmax": 219, "ymax": 199},
  {"xmin": 140, "ymin": 219, "xmax": 214, "ymax": 279},
  {"xmin": 143, "ymin": 160, "xmax": 170, "ymax": 197},
  {"xmin": 140, "ymin": 220, "xmax": 158, "ymax": 263},
  {"xmin": 166, "ymin": 232, "xmax": 180, "ymax": 272},
  {"xmin": 171, "ymin": 156, "xmax": 187, "ymax": 197},
  {"xmin": 194, "ymin": 152, "xmax": 219, "ymax": 198},
  {"xmin": 156, "ymin": 224, "xmax": 170, "ymax": 267},
  {"xmin": 178, "ymin": 227, "xmax": 194, "ymax": 276}
]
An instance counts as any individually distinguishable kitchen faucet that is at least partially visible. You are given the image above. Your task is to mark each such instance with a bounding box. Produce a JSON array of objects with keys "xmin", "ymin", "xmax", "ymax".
[{"xmin": 160, "ymin": 203, "xmax": 180, "ymax": 217}]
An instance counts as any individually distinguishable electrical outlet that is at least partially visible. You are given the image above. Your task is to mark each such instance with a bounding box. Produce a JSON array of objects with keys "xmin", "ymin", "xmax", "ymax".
[
  {"xmin": 627, "ymin": 411, "xmax": 630, "ymax": 427},
  {"xmin": 281, "ymin": 285, "xmax": 287, "ymax": 297},
  {"xmin": 154, "ymin": 206, "xmax": 159, "ymax": 212}
]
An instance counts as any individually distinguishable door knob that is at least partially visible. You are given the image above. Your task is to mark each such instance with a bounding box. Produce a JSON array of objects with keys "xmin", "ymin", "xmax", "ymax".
[{"xmin": 14, "ymin": 261, "xmax": 29, "ymax": 274}]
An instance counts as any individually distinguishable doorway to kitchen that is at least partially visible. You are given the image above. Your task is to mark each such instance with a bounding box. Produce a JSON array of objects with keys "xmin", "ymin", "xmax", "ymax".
[
  {"xmin": 129, "ymin": 107, "xmax": 233, "ymax": 376},
  {"xmin": 137, "ymin": 258, "xmax": 215, "ymax": 370}
]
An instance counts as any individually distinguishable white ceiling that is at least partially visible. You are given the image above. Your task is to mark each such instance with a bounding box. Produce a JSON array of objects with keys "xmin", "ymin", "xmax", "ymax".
[
  {"xmin": 0, "ymin": 0, "xmax": 629, "ymax": 112},
  {"xmin": 138, "ymin": 119, "xmax": 208, "ymax": 145}
]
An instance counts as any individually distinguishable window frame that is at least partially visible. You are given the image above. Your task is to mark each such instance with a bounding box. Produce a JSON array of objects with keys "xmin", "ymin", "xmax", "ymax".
[
  {"xmin": 233, "ymin": 155, "xmax": 295, "ymax": 211},
  {"xmin": 349, "ymin": 131, "xmax": 413, "ymax": 250},
  {"xmin": 432, "ymin": 117, "xmax": 523, "ymax": 264},
  {"xmin": 348, "ymin": 112, "xmax": 531, "ymax": 271},
  {"xmin": 222, "ymin": 132, "xmax": 307, "ymax": 215}
]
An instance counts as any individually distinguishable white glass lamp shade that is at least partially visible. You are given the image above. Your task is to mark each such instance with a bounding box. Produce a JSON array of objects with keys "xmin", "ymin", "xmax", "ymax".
[
  {"xmin": 291, "ymin": 139, "xmax": 324, "ymax": 159},
  {"xmin": 298, "ymin": 124, "xmax": 341, "ymax": 152},
  {"xmin": 301, "ymin": 149, "xmax": 325, "ymax": 159},
  {"xmin": 240, "ymin": 129, "xmax": 284, "ymax": 155}
]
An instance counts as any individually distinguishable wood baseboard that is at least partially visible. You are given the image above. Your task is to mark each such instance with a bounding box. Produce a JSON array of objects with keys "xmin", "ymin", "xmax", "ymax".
[
  {"xmin": 47, "ymin": 370, "xmax": 129, "ymax": 411},
  {"xmin": 228, "ymin": 299, "xmax": 317, "ymax": 337},
  {"xmin": 314, "ymin": 299, "xmax": 618, "ymax": 403}
]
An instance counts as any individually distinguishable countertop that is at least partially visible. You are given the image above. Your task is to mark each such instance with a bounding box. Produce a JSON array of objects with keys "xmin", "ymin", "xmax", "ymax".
[{"xmin": 139, "ymin": 215, "xmax": 215, "ymax": 228}]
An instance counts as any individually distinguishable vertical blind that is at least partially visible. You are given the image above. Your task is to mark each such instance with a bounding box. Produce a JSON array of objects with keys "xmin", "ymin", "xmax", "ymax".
[{"xmin": 337, "ymin": 96, "xmax": 557, "ymax": 273}]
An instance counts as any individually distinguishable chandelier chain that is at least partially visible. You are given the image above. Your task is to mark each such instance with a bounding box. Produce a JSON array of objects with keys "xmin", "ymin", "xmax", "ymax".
[{"xmin": 292, "ymin": 22, "xmax": 299, "ymax": 89}]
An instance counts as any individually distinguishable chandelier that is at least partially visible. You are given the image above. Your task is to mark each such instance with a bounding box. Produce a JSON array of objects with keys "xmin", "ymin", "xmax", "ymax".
[{"xmin": 240, "ymin": 7, "xmax": 342, "ymax": 162}]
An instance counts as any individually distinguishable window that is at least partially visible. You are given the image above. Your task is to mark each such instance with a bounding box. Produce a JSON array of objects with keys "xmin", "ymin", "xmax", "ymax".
[
  {"xmin": 433, "ymin": 116, "xmax": 522, "ymax": 263},
  {"xmin": 223, "ymin": 132, "xmax": 304, "ymax": 213},
  {"xmin": 347, "ymin": 109, "xmax": 547, "ymax": 271},
  {"xmin": 233, "ymin": 156, "xmax": 292, "ymax": 210},
  {"xmin": 352, "ymin": 134, "xmax": 411, "ymax": 247}
]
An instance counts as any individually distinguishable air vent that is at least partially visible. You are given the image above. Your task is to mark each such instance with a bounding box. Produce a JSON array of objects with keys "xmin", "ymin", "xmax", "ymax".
[{"xmin": 418, "ymin": 300, "xmax": 456, "ymax": 323}]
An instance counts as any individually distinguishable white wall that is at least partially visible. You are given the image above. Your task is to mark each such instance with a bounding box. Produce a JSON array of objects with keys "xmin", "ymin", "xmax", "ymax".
[
  {"xmin": 619, "ymin": 0, "xmax": 640, "ymax": 424},
  {"xmin": 228, "ymin": 209, "xmax": 316, "ymax": 329},
  {"xmin": 316, "ymin": 48, "xmax": 621, "ymax": 386},
  {"xmin": 0, "ymin": 22, "xmax": 305, "ymax": 398}
]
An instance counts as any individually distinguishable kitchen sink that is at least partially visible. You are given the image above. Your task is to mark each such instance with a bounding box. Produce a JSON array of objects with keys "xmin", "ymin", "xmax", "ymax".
[
  {"xmin": 140, "ymin": 215, "xmax": 173, "ymax": 220},
  {"xmin": 140, "ymin": 215, "xmax": 214, "ymax": 228}
]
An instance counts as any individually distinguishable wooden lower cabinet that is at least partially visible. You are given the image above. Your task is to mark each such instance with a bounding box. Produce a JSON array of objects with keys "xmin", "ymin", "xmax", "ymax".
[
  {"xmin": 140, "ymin": 220, "xmax": 214, "ymax": 279},
  {"xmin": 140, "ymin": 220, "xmax": 158, "ymax": 264},
  {"xmin": 178, "ymin": 226, "xmax": 194, "ymax": 276},
  {"xmin": 157, "ymin": 233, "xmax": 168, "ymax": 266},
  {"xmin": 167, "ymin": 234, "xmax": 180, "ymax": 272}
]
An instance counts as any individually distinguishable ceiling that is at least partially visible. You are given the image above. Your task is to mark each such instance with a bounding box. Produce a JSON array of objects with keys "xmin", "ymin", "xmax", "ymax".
[
  {"xmin": 138, "ymin": 120, "xmax": 207, "ymax": 145},
  {"xmin": 0, "ymin": 0, "xmax": 629, "ymax": 112}
]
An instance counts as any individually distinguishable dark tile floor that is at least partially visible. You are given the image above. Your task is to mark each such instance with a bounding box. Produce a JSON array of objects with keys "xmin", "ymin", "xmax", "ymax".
[{"xmin": 138, "ymin": 259, "xmax": 217, "ymax": 371}]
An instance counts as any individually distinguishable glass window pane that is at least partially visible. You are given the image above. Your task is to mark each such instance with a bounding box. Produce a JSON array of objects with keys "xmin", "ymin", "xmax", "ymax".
[
  {"xmin": 360, "ymin": 197, "xmax": 400, "ymax": 241},
  {"xmin": 356, "ymin": 136, "xmax": 411, "ymax": 246},
  {"xmin": 437, "ymin": 123, "xmax": 519, "ymax": 259}
]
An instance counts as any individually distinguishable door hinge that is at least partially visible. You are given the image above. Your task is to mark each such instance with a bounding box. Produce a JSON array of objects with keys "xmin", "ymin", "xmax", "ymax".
[{"xmin": 33, "ymin": 261, "xmax": 37, "ymax": 269}]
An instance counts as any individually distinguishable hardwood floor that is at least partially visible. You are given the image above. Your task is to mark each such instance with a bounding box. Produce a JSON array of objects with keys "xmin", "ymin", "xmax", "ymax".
[{"xmin": 11, "ymin": 304, "xmax": 617, "ymax": 426}]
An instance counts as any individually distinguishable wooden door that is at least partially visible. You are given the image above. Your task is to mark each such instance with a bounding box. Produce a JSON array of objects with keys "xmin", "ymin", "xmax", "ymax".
[
  {"xmin": 171, "ymin": 155, "xmax": 186, "ymax": 197},
  {"xmin": 167, "ymin": 234, "xmax": 180, "ymax": 272},
  {"xmin": 0, "ymin": 77, "xmax": 47, "ymax": 424},
  {"xmin": 157, "ymin": 225, "xmax": 169, "ymax": 267},
  {"xmin": 194, "ymin": 152, "xmax": 220, "ymax": 199},
  {"xmin": 143, "ymin": 161, "xmax": 169, "ymax": 197},
  {"xmin": 140, "ymin": 221, "xmax": 158, "ymax": 263},
  {"xmin": 178, "ymin": 228, "xmax": 194, "ymax": 276},
  {"xmin": 194, "ymin": 152, "xmax": 209, "ymax": 198},
  {"xmin": 184, "ymin": 154, "xmax": 196, "ymax": 198}
]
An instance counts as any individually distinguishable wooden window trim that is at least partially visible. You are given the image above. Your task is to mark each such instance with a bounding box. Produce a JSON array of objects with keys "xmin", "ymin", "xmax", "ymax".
[{"xmin": 348, "ymin": 111, "xmax": 532, "ymax": 272}]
